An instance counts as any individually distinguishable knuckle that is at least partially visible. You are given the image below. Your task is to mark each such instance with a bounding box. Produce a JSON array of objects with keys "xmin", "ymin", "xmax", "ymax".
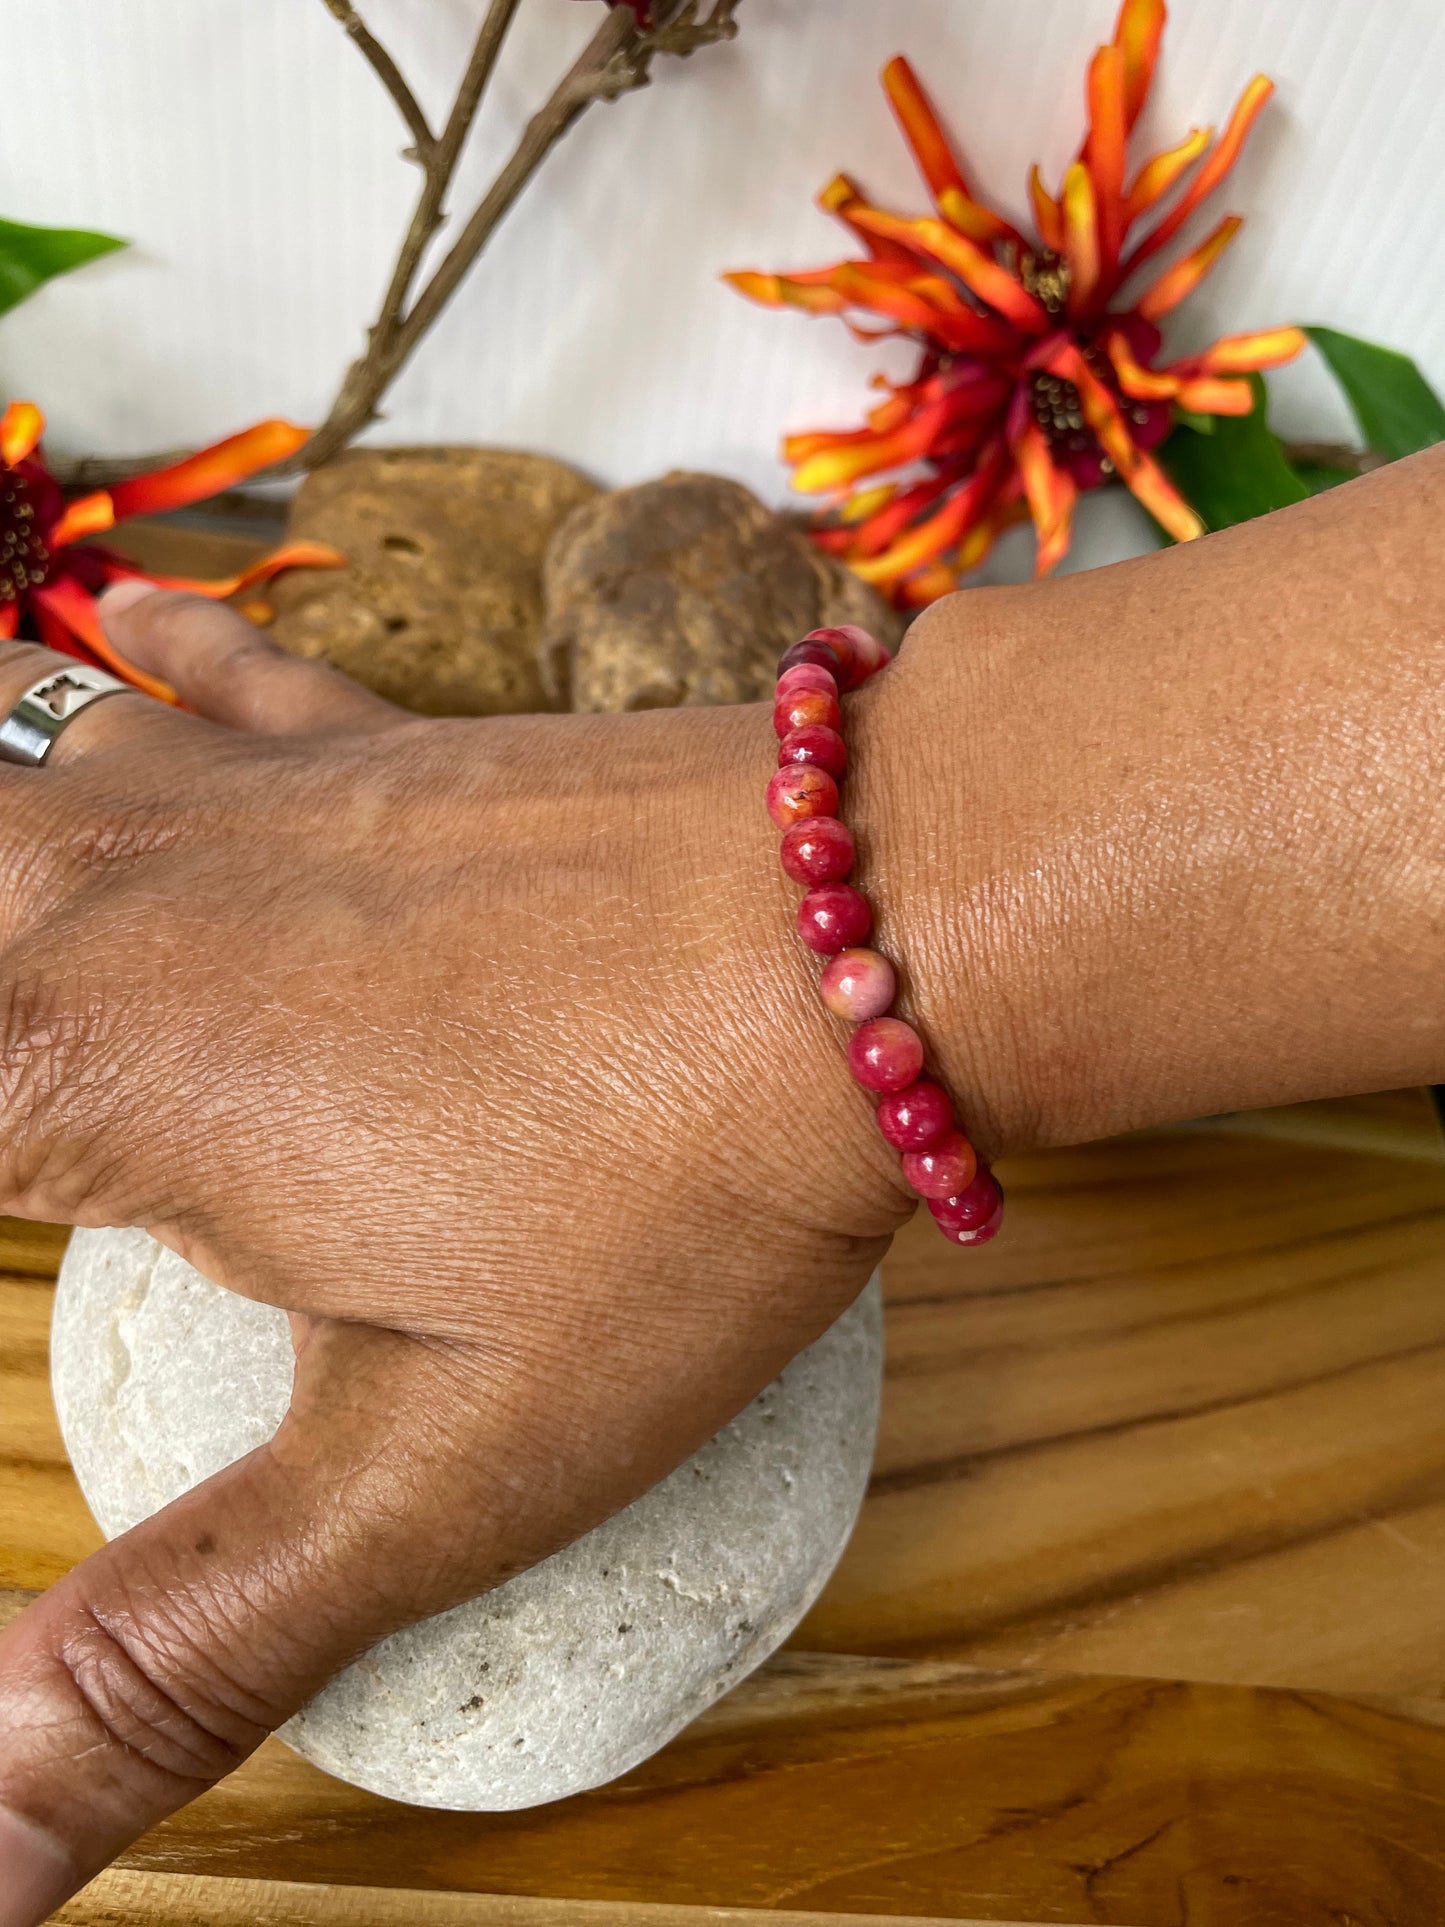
[
  {"xmin": 0, "ymin": 959, "xmax": 114, "ymax": 1213},
  {"xmin": 54, "ymin": 1596, "xmax": 264, "ymax": 1789}
]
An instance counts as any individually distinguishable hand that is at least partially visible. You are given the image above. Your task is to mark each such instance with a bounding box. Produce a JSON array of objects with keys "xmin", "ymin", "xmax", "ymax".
[{"xmin": 0, "ymin": 589, "xmax": 911, "ymax": 1923}]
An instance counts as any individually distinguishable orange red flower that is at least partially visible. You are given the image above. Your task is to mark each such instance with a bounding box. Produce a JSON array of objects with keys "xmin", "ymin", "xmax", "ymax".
[
  {"xmin": 0, "ymin": 405, "xmax": 341, "ymax": 699},
  {"xmin": 727, "ymin": 0, "xmax": 1306, "ymax": 603}
]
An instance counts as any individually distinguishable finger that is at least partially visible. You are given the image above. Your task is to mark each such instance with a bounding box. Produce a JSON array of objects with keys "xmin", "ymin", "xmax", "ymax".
[
  {"xmin": 98, "ymin": 584, "xmax": 406, "ymax": 737},
  {"xmin": 0, "ymin": 638, "xmax": 184, "ymax": 767},
  {"xmin": 0, "ymin": 1325, "xmax": 470, "ymax": 1924}
]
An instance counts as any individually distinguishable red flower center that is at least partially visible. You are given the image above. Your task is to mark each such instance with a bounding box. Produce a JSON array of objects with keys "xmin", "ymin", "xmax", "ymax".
[{"xmin": 0, "ymin": 471, "xmax": 50, "ymax": 605}]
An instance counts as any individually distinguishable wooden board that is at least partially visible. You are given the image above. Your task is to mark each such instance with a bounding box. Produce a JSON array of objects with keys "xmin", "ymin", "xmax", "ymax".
[{"xmin": 6, "ymin": 1089, "xmax": 1445, "ymax": 1925}]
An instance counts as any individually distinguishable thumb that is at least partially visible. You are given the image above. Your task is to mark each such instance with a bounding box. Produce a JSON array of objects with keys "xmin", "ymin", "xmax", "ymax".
[{"xmin": 0, "ymin": 1324, "xmax": 468, "ymax": 1924}]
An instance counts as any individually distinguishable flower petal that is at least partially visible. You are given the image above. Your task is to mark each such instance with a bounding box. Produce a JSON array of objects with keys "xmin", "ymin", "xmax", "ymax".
[
  {"xmin": 30, "ymin": 577, "xmax": 179, "ymax": 701},
  {"xmin": 49, "ymin": 489, "xmax": 116, "ymax": 549},
  {"xmin": 853, "ymin": 208, "xmax": 1050, "ymax": 334},
  {"xmin": 107, "ymin": 540, "xmax": 346, "ymax": 600},
  {"xmin": 1135, "ymin": 214, "xmax": 1241, "ymax": 320},
  {"xmin": 1124, "ymin": 75, "xmax": 1273, "ymax": 275},
  {"xmin": 1060, "ymin": 162, "xmax": 1101, "ymax": 313},
  {"xmin": 1028, "ymin": 166, "xmax": 1064, "ymax": 252},
  {"xmin": 1113, "ymin": 0, "xmax": 1166, "ymax": 128},
  {"xmin": 1104, "ymin": 328, "xmax": 1180, "ymax": 400},
  {"xmin": 1188, "ymin": 326, "xmax": 1308, "ymax": 374},
  {"xmin": 0, "ymin": 598, "xmax": 17, "ymax": 640},
  {"xmin": 881, "ymin": 55, "xmax": 970, "ymax": 204},
  {"xmin": 850, "ymin": 440, "xmax": 1009, "ymax": 585},
  {"xmin": 936, "ymin": 184, "xmax": 1023, "ymax": 249},
  {"xmin": 1049, "ymin": 342, "xmax": 1203, "ymax": 541},
  {"xmin": 1085, "ymin": 44, "xmax": 1128, "ymax": 275},
  {"xmin": 1009, "ymin": 398, "xmax": 1077, "ymax": 576},
  {"xmin": 1174, "ymin": 376, "xmax": 1255, "ymax": 414},
  {"xmin": 0, "ymin": 401, "xmax": 44, "ymax": 467},
  {"xmin": 106, "ymin": 419, "xmax": 311, "ymax": 521},
  {"xmin": 1125, "ymin": 127, "xmax": 1211, "ymax": 225},
  {"xmin": 818, "ymin": 174, "xmax": 918, "ymax": 265}
]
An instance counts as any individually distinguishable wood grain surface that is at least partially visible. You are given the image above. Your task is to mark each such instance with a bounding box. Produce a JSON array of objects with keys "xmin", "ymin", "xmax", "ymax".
[{"xmin": 6, "ymin": 1092, "xmax": 1445, "ymax": 1925}]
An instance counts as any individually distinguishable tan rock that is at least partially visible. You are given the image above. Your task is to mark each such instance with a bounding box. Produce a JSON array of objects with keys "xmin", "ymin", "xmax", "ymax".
[
  {"xmin": 269, "ymin": 447, "xmax": 598, "ymax": 716},
  {"xmin": 539, "ymin": 472, "xmax": 905, "ymax": 713}
]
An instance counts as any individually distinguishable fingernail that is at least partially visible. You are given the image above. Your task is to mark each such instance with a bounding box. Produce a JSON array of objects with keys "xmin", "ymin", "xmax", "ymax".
[
  {"xmin": 0, "ymin": 1804, "xmax": 74, "ymax": 1926},
  {"xmin": 96, "ymin": 578, "xmax": 161, "ymax": 619}
]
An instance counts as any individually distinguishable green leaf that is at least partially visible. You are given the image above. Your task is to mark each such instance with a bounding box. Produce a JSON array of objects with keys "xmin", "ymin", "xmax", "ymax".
[
  {"xmin": 1306, "ymin": 325, "xmax": 1445, "ymax": 462},
  {"xmin": 1172, "ymin": 405, "xmax": 1216, "ymax": 435},
  {"xmin": 0, "ymin": 215, "xmax": 126, "ymax": 321},
  {"xmin": 1156, "ymin": 374, "xmax": 1307, "ymax": 537},
  {"xmin": 1290, "ymin": 459, "xmax": 1358, "ymax": 497}
]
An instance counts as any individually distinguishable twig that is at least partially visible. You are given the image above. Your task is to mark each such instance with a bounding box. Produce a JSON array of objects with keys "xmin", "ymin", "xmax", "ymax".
[
  {"xmin": 322, "ymin": 0, "xmax": 434, "ymax": 160},
  {"xmin": 1280, "ymin": 439, "xmax": 1386, "ymax": 476},
  {"xmin": 50, "ymin": 0, "xmax": 741, "ymax": 489}
]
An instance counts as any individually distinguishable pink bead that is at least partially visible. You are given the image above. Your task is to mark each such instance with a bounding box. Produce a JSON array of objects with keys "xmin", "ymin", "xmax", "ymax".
[
  {"xmin": 776, "ymin": 662, "xmax": 838, "ymax": 701},
  {"xmin": 902, "ymin": 1130, "xmax": 978, "ymax": 1200},
  {"xmin": 780, "ymin": 815, "xmax": 854, "ymax": 884},
  {"xmin": 848, "ymin": 1017, "xmax": 924, "ymax": 1093},
  {"xmin": 778, "ymin": 724, "xmax": 846, "ymax": 780},
  {"xmin": 819, "ymin": 947, "xmax": 896, "ymax": 1020},
  {"xmin": 933, "ymin": 1193, "xmax": 1004, "ymax": 1247},
  {"xmin": 798, "ymin": 885, "xmax": 872, "ymax": 954},
  {"xmin": 773, "ymin": 687, "xmax": 842, "ymax": 738},
  {"xmin": 877, "ymin": 1080, "xmax": 954, "ymax": 1152},
  {"xmin": 766, "ymin": 764, "xmax": 839, "ymax": 829},
  {"xmin": 927, "ymin": 1167, "xmax": 1001, "ymax": 1234}
]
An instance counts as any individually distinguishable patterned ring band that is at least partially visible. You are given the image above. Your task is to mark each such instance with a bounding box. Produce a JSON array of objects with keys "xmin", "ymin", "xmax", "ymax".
[{"xmin": 0, "ymin": 665, "xmax": 135, "ymax": 768}]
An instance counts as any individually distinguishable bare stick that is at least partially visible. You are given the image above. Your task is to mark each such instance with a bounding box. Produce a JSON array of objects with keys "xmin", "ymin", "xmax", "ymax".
[
  {"xmin": 51, "ymin": 0, "xmax": 739, "ymax": 489},
  {"xmin": 322, "ymin": 0, "xmax": 434, "ymax": 159}
]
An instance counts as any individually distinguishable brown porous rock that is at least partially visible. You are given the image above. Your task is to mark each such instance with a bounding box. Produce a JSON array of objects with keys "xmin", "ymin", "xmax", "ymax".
[
  {"xmin": 268, "ymin": 447, "xmax": 598, "ymax": 716},
  {"xmin": 539, "ymin": 471, "xmax": 905, "ymax": 712}
]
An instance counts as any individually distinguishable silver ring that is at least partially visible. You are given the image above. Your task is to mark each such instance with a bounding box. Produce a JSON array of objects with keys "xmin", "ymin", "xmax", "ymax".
[{"xmin": 0, "ymin": 666, "xmax": 133, "ymax": 768}]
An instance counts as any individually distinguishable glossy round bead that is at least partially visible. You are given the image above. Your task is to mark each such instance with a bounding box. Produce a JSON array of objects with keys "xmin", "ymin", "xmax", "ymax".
[
  {"xmin": 778, "ymin": 639, "xmax": 842, "ymax": 679},
  {"xmin": 803, "ymin": 625, "xmax": 891, "ymax": 690},
  {"xmin": 776, "ymin": 662, "xmax": 838, "ymax": 701},
  {"xmin": 766, "ymin": 764, "xmax": 839, "ymax": 829},
  {"xmin": 848, "ymin": 1016, "xmax": 924, "ymax": 1093},
  {"xmin": 933, "ymin": 1193, "xmax": 1004, "ymax": 1247},
  {"xmin": 927, "ymin": 1168, "xmax": 1001, "ymax": 1234},
  {"xmin": 798, "ymin": 885, "xmax": 872, "ymax": 954},
  {"xmin": 773, "ymin": 687, "xmax": 842, "ymax": 738},
  {"xmin": 778, "ymin": 724, "xmax": 846, "ymax": 780},
  {"xmin": 902, "ymin": 1130, "xmax": 978, "ymax": 1200},
  {"xmin": 819, "ymin": 947, "xmax": 896, "ymax": 1020},
  {"xmin": 876, "ymin": 1079, "xmax": 954, "ymax": 1152},
  {"xmin": 780, "ymin": 815, "xmax": 854, "ymax": 884}
]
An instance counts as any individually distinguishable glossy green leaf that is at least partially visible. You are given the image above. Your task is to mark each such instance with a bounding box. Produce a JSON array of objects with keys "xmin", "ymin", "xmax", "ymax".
[
  {"xmin": 1156, "ymin": 375, "xmax": 1307, "ymax": 537},
  {"xmin": 1306, "ymin": 325, "xmax": 1445, "ymax": 462},
  {"xmin": 0, "ymin": 215, "xmax": 126, "ymax": 320}
]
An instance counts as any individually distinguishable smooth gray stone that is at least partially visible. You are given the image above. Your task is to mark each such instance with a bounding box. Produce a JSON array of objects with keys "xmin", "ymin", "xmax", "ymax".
[{"xmin": 51, "ymin": 1228, "xmax": 881, "ymax": 1810}]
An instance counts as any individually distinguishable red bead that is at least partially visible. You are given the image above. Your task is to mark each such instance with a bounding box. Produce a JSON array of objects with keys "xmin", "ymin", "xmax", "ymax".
[
  {"xmin": 780, "ymin": 815, "xmax": 854, "ymax": 884},
  {"xmin": 933, "ymin": 1192, "xmax": 1004, "ymax": 1247},
  {"xmin": 848, "ymin": 1016, "xmax": 924, "ymax": 1093},
  {"xmin": 819, "ymin": 947, "xmax": 895, "ymax": 1020},
  {"xmin": 776, "ymin": 662, "xmax": 838, "ymax": 701},
  {"xmin": 766, "ymin": 764, "xmax": 839, "ymax": 829},
  {"xmin": 902, "ymin": 1130, "xmax": 978, "ymax": 1200},
  {"xmin": 773, "ymin": 687, "xmax": 842, "ymax": 738},
  {"xmin": 798, "ymin": 884, "xmax": 871, "ymax": 954},
  {"xmin": 803, "ymin": 625, "xmax": 891, "ymax": 691},
  {"xmin": 927, "ymin": 1168, "xmax": 1001, "ymax": 1233},
  {"xmin": 778, "ymin": 639, "xmax": 843, "ymax": 679},
  {"xmin": 778, "ymin": 724, "xmax": 846, "ymax": 780},
  {"xmin": 877, "ymin": 1079, "xmax": 954, "ymax": 1152}
]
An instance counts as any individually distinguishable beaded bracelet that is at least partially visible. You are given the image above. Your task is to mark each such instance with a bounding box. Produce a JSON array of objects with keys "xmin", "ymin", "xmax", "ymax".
[{"xmin": 765, "ymin": 625, "xmax": 1003, "ymax": 1247}]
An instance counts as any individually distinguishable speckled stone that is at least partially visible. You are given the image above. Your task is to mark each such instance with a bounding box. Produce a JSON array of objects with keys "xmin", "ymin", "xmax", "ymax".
[{"xmin": 51, "ymin": 1230, "xmax": 882, "ymax": 1810}]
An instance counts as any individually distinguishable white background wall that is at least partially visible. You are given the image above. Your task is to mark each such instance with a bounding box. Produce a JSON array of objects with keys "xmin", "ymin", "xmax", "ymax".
[{"xmin": 2, "ymin": 0, "xmax": 1444, "ymax": 576}]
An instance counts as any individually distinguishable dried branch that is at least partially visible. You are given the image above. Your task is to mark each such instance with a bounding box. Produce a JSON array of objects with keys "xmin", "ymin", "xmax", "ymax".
[
  {"xmin": 322, "ymin": 0, "xmax": 434, "ymax": 160},
  {"xmin": 1280, "ymin": 440, "xmax": 1386, "ymax": 477},
  {"xmin": 50, "ymin": 0, "xmax": 741, "ymax": 490}
]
